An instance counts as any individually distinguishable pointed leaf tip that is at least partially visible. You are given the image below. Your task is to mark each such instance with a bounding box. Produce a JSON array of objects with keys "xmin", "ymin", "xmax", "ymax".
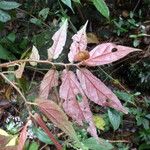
[{"xmin": 47, "ymin": 19, "xmax": 68, "ymax": 60}]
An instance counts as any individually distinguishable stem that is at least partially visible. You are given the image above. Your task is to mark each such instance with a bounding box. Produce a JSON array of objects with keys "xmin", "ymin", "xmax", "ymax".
[
  {"xmin": 0, "ymin": 59, "xmax": 82, "ymax": 68},
  {"xmin": 0, "ymin": 72, "xmax": 32, "ymax": 115}
]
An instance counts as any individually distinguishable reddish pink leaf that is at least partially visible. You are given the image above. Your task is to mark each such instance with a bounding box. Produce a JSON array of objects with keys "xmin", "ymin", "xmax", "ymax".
[
  {"xmin": 68, "ymin": 21, "xmax": 88, "ymax": 62},
  {"xmin": 84, "ymin": 43, "xmax": 141, "ymax": 66},
  {"xmin": 36, "ymin": 98, "xmax": 79, "ymax": 142},
  {"xmin": 47, "ymin": 19, "xmax": 68, "ymax": 59},
  {"xmin": 33, "ymin": 113, "xmax": 62, "ymax": 150},
  {"xmin": 17, "ymin": 120, "xmax": 30, "ymax": 150},
  {"xmin": 76, "ymin": 68, "xmax": 128, "ymax": 114},
  {"xmin": 59, "ymin": 70, "xmax": 98, "ymax": 139},
  {"xmin": 39, "ymin": 69, "xmax": 58, "ymax": 99}
]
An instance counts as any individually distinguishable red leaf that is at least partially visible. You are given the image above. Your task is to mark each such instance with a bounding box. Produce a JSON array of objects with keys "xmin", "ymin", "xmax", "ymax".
[
  {"xmin": 76, "ymin": 68, "xmax": 128, "ymax": 114},
  {"xmin": 84, "ymin": 43, "xmax": 141, "ymax": 66},
  {"xmin": 36, "ymin": 98, "xmax": 79, "ymax": 142},
  {"xmin": 47, "ymin": 19, "xmax": 68, "ymax": 59},
  {"xmin": 33, "ymin": 113, "xmax": 62, "ymax": 150},
  {"xmin": 68, "ymin": 21, "xmax": 88, "ymax": 62},
  {"xmin": 17, "ymin": 120, "xmax": 30, "ymax": 150},
  {"xmin": 39, "ymin": 69, "xmax": 58, "ymax": 99},
  {"xmin": 59, "ymin": 70, "xmax": 98, "ymax": 139}
]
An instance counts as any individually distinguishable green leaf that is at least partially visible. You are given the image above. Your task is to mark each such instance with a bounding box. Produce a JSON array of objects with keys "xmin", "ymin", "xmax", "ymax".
[
  {"xmin": 0, "ymin": 44, "xmax": 15, "ymax": 60},
  {"xmin": 0, "ymin": 1, "xmax": 21, "ymax": 10},
  {"xmin": 0, "ymin": 9, "xmax": 11, "ymax": 22},
  {"xmin": 30, "ymin": 18, "xmax": 42, "ymax": 26},
  {"xmin": 39, "ymin": 8, "xmax": 49, "ymax": 21},
  {"xmin": 83, "ymin": 137, "xmax": 113, "ymax": 150},
  {"xmin": 108, "ymin": 109, "xmax": 121, "ymax": 130},
  {"xmin": 61, "ymin": 0, "xmax": 74, "ymax": 12},
  {"xmin": 28, "ymin": 141, "xmax": 39, "ymax": 150},
  {"xmin": 92, "ymin": 0, "xmax": 110, "ymax": 19},
  {"xmin": 32, "ymin": 127, "xmax": 54, "ymax": 145},
  {"xmin": 7, "ymin": 32, "xmax": 16, "ymax": 42}
]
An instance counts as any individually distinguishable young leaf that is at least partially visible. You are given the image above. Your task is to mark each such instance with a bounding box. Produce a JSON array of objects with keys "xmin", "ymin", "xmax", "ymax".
[
  {"xmin": 29, "ymin": 45, "xmax": 40, "ymax": 66},
  {"xmin": 33, "ymin": 113, "xmax": 62, "ymax": 150},
  {"xmin": 76, "ymin": 68, "xmax": 128, "ymax": 114},
  {"xmin": 39, "ymin": 69, "xmax": 58, "ymax": 99},
  {"xmin": 59, "ymin": 70, "xmax": 98, "ymax": 139},
  {"xmin": 47, "ymin": 19, "xmax": 68, "ymax": 60},
  {"xmin": 0, "ymin": 1, "xmax": 21, "ymax": 10},
  {"xmin": 108, "ymin": 109, "xmax": 121, "ymax": 130},
  {"xmin": 84, "ymin": 43, "xmax": 141, "ymax": 66},
  {"xmin": 17, "ymin": 120, "xmax": 31, "ymax": 150},
  {"xmin": 92, "ymin": 0, "xmax": 110, "ymax": 19},
  {"xmin": 35, "ymin": 99, "xmax": 79, "ymax": 142},
  {"xmin": 68, "ymin": 21, "xmax": 88, "ymax": 62}
]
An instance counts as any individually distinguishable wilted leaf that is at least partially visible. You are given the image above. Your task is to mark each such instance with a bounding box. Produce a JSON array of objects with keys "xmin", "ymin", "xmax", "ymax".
[
  {"xmin": 39, "ymin": 69, "xmax": 58, "ymax": 99},
  {"xmin": 108, "ymin": 109, "xmax": 121, "ymax": 130},
  {"xmin": 6, "ymin": 135, "xmax": 18, "ymax": 146},
  {"xmin": 84, "ymin": 43, "xmax": 141, "ymax": 66},
  {"xmin": 29, "ymin": 45, "xmax": 40, "ymax": 66},
  {"xmin": 14, "ymin": 62, "xmax": 26, "ymax": 79},
  {"xmin": 0, "ymin": 129, "xmax": 9, "ymax": 136},
  {"xmin": 93, "ymin": 115, "xmax": 105, "ymax": 130},
  {"xmin": 59, "ymin": 70, "xmax": 98, "ymax": 139},
  {"xmin": 68, "ymin": 21, "xmax": 88, "ymax": 62},
  {"xmin": 0, "ymin": 135, "xmax": 10, "ymax": 147},
  {"xmin": 76, "ymin": 68, "xmax": 128, "ymax": 113},
  {"xmin": 35, "ymin": 99, "xmax": 79, "ymax": 142},
  {"xmin": 17, "ymin": 120, "xmax": 31, "ymax": 150},
  {"xmin": 47, "ymin": 19, "xmax": 68, "ymax": 60},
  {"xmin": 87, "ymin": 33, "xmax": 99, "ymax": 44}
]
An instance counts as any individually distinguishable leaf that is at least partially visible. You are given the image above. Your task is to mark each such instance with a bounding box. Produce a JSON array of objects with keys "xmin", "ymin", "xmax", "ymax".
[
  {"xmin": 0, "ymin": 135, "xmax": 10, "ymax": 147},
  {"xmin": 0, "ymin": 44, "xmax": 16, "ymax": 60},
  {"xmin": 92, "ymin": 0, "xmax": 110, "ymax": 19},
  {"xmin": 47, "ymin": 19, "xmax": 68, "ymax": 60},
  {"xmin": 14, "ymin": 62, "xmax": 26, "ymax": 79},
  {"xmin": 28, "ymin": 141, "xmax": 39, "ymax": 150},
  {"xmin": 30, "ymin": 18, "xmax": 42, "ymax": 26},
  {"xmin": 17, "ymin": 120, "xmax": 31, "ymax": 150},
  {"xmin": 29, "ymin": 45, "xmax": 40, "ymax": 66},
  {"xmin": 7, "ymin": 32, "xmax": 16, "ymax": 42},
  {"xmin": 38, "ymin": 8, "xmax": 49, "ymax": 21},
  {"xmin": 93, "ymin": 115, "xmax": 105, "ymax": 130},
  {"xmin": 84, "ymin": 43, "xmax": 141, "ymax": 66},
  {"xmin": 0, "ymin": 1, "xmax": 21, "ymax": 10},
  {"xmin": 76, "ymin": 68, "xmax": 128, "ymax": 114},
  {"xmin": 6, "ymin": 135, "xmax": 18, "ymax": 146},
  {"xmin": 0, "ymin": 9, "xmax": 11, "ymax": 22},
  {"xmin": 35, "ymin": 99, "xmax": 79, "ymax": 142},
  {"xmin": 68, "ymin": 21, "xmax": 88, "ymax": 62},
  {"xmin": 108, "ymin": 109, "xmax": 121, "ymax": 130},
  {"xmin": 39, "ymin": 69, "xmax": 58, "ymax": 99},
  {"xmin": 32, "ymin": 127, "xmax": 53, "ymax": 144},
  {"xmin": 83, "ymin": 137, "xmax": 113, "ymax": 150},
  {"xmin": 61, "ymin": 0, "xmax": 74, "ymax": 12},
  {"xmin": 59, "ymin": 70, "xmax": 98, "ymax": 139},
  {"xmin": 33, "ymin": 113, "xmax": 62, "ymax": 150},
  {"xmin": 0, "ymin": 129, "xmax": 9, "ymax": 136}
]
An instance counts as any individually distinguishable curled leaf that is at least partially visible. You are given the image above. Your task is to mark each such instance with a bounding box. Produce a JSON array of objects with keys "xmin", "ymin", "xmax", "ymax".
[
  {"xmin": 76, "ymin": 68, "xmax": 128, "ymax": 114},
  {"xmin": 29, "ymin": 45, "xmax": 40, "ymax": 66},
  {"xmin": 68, "ymin": 21, "xmax": 88, "ymax": 62},
  {"xmin": 39, "ymin": 69, "xmax": 58, "ymax": 99},
  {"xmin": 84, "ymin": 43, "xmax": 141, "ymax": 66},
  {"xmin": 59, "ymin": 70, "xmax": 98, "ymax": 139},
  {"xmin": 14, "ymin": 62, "xmax": 26, "ymax": 79},
  {"xmin": 47, "ymin": 19, "xmax": 68, "ymax": 60}
]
